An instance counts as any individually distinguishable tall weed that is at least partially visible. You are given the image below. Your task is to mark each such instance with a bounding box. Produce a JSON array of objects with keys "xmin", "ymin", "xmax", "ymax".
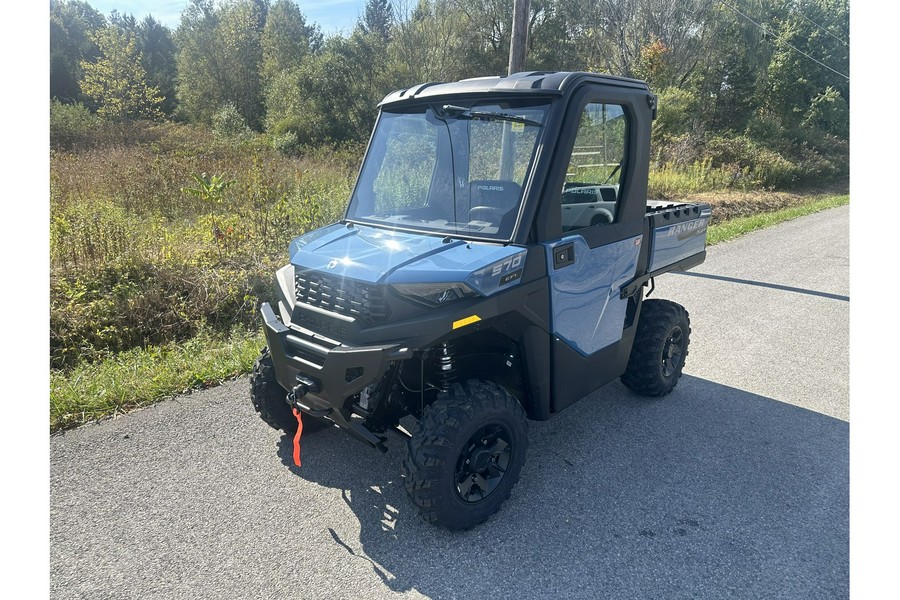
[{"xmin": 50, "ymin": 121, "xmax": 355, "ymax": 369}]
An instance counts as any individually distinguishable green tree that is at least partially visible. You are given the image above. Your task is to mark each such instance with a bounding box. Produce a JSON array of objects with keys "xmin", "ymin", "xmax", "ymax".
[
  {"xmin": 50, "ymin": 0, "xmax": 106, "ymax": 102},
  {"xmin": 137, "ymin": 16, "xmax": 178, "ymax": 115},
  {"xmin": 803, "ymin": 86, "xmax": 848, "ymax": 138},
  {"xmin": 761, "ymin": 0, "xmax": 849, "ymax": 133},
  {"xmin": 261, "ymin": 0, "xmax": 320, "ymax": 82},
  {"xmin": 103, "ymin": 10, "xmax": 178, "ymax": 115},
  {"xmin": 564, "ymin": 0, "xmax": 714, "ymax": 84},
  {"xmin": 261, "ymin": 1, "xmax": 322, "ymax": 136},
  {"xmin": 447, "ymin": 0, "xmax": 513, "ymax": 76},
  {"xmin": 526, "ymin": 0, "xmax": 582, "ymax": 72},
  {"xmin": 174, "ymin": 0, "xmax": 221, "ymax": 124},
  {"xmin": 689, "ymin": 5, "xmax": 757, "ymax": 133},
  {"xmin": 388, "ymin": 0, "xmax": 472, "ymax": 83},
  {"xmin": 363, "ymin": 0, "xmax": 394, "ymax": 41},
  {"xmin": 387, "ymin": 0, "xmax": 578, "ymax": 82},
  {"xmin": 266, "ymin": 31, "xmax": 386, "ymax": 144},
  {"xmin": 176, "ymin": 0, "xmax": 268, "ymax": 128},
  {"xmin": 79, "ymin": 26, "xmax": 164, "ymax": 122},
  {"xmin": 107, "ymin": 9, "xmax": 137, "ymax": 31}
]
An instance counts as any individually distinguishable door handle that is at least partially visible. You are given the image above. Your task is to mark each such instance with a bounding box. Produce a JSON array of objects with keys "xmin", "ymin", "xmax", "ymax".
[{"xmin": 553, "ymin": 242, "xmax": 575, "ymax": 269}]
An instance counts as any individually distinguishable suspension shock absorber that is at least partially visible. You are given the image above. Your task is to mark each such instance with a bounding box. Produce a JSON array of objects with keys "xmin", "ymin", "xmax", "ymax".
[{"xmin": 435, "ymin": 340, "xmax": 456, "ymax": 392}]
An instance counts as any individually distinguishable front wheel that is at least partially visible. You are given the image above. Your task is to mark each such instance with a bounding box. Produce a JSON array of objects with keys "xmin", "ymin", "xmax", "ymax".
[
  {"xmin": 402, "ymin": 380, "xmax": 528, "ymax": 531},
  {"xmin": 250, "ymin": 348, "xmax": 330, "ymax": 433},
  {"xmin": 620, "ymin": 299, "xmax": 691, "ymax": 396}
]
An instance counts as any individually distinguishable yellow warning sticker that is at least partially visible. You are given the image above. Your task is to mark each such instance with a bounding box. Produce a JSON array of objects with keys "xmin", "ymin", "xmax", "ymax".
[
  {"xmin": 452, "ymin": 315, "xmax": 482, "ymax": 330},
  {"xmin": 511, "ymin": 121, "xmax": 524, "ymax": 132}
]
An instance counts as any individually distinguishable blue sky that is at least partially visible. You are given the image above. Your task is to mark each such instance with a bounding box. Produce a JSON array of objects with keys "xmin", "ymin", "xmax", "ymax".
[{"xmin": 85, "ymin": 1, "xmax": 368, "ymax": 34}]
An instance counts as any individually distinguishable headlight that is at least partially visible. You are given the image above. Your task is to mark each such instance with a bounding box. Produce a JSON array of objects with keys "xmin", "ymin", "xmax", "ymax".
[{"xmin": 392, "ymin": 282, "xmax": 478, "ymax": 306}]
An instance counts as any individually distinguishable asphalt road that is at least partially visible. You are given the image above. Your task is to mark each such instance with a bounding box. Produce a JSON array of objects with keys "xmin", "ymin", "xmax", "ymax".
[{"xmin": 50, "ymin": 206, "xmax": 849, "ymax": 599}]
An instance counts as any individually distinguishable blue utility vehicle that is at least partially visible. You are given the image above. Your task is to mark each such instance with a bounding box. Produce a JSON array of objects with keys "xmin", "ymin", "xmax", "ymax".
[{"xmin": 251, "ymin": 71, "xmax": 711, "ymax": 530}]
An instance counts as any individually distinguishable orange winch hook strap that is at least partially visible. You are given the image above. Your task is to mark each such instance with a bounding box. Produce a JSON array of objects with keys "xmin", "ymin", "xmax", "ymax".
[{"xmin": 291, "ymin": 407, "xmax": 304, "ymax": 467}]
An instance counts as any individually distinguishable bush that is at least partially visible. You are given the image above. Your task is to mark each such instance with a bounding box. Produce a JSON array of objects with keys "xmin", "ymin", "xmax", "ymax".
[
  {"xmin": 648, "ymin": 131, "xmax": 836, "ymax": 196},
  {"xmin": 212, "ymin": 102, "xmax": 253, "ymax": 141},
  {"xmin": 804, "ymin": 87, "xmax": 849, "ymax": 139},
  {"xmin": 703, "ymin": 135, "xmax": 804, "ymax": 189},
  {"xmin": 271, "ymin": 129, "xmax": 301, "ymax": 156},
  {"xmin": 750, "ymin": 147, "xmax": 802, "ymax": 189},
  {"xmin": 745, "ymin": 110, "xmax": 788, "ymax": 151},
  {"xmin": 652, "ymin": 87, "xmax": 699, "ymax": 143},
  {"xmin": 649, "ymin": 159, "xmax": 749, "ymax": 198},
  {"xmin": 50, "ymin": 197, "xmax": 137, "ymax": 268},
  {"xmin": 50, "ymin": 259, "xmax": 277, "ymax": 369},
  {"xmin": 50, "ymin": 99, "xmax": 99, "ymax": 148}
]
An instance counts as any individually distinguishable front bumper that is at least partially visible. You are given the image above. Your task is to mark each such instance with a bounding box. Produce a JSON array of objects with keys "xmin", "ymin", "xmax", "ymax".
[{"xmin": 260, "ymin": 302, "xmax": 412, "ymax": 448}]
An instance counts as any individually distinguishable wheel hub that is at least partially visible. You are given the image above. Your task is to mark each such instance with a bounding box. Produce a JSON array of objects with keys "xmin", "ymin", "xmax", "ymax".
[
  {"xmin": 662, "ymin": 326, "xmax": 684, "ymax": 377},
  {"xmin": 454, "ymin": 424, "xmax": 512, "ymax": 504},
  {"xmin": 470, "ymin": 448, "xmax": 491, "ymax": 472}
]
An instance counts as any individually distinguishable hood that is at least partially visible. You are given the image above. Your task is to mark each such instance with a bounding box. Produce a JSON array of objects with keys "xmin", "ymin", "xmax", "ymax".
[{"xmin": 289, "ymin": 223, "xmax": 526, "ymax": 295}]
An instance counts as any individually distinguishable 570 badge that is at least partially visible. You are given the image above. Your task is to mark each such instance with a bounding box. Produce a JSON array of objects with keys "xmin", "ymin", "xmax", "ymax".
[{"xmin": 492, "ymin": 254, "xmax": 524, "ymax": 286}]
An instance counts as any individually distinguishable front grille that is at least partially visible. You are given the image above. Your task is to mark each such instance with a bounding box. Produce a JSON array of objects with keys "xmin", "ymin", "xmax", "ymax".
[{"xmin": 294, "ymin": 270, "xmax": 389, "ymax": 326}]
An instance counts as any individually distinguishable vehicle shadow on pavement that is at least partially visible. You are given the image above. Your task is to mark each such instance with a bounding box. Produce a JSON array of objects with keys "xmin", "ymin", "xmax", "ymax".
[
  {"xmin": 673, "ymin": 271, "xmax": 850, "ymax": 302},
  {"xmin": 274, "ymin": 375, "xmax": 848, "ymax": 599}
]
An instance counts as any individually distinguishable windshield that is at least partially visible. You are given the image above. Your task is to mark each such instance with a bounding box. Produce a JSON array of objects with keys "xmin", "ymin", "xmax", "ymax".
[{"xmin": 346, "ymin": 100, "xmax": 550, "ymax": 241}]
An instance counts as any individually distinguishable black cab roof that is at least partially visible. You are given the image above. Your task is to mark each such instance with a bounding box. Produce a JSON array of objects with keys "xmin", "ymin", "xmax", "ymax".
[{"xmin": 379, "ymin": 71, "xmax": 650, "ymax": 108}]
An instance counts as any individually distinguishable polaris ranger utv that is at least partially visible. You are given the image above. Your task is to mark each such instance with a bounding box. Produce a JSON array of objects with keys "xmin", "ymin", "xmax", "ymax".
[{"xmin": 251, "ymin": 71, "xmax": 711, "ymax": 530}]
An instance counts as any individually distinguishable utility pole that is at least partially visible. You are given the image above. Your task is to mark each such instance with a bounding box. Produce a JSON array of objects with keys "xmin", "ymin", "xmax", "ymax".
[
  {"xmin": 501, "ymin": 0, "xmax": 530, "ymax": 180},
  {"xmin": 507, "ymin": 0, "xmax": 530, "ymax": 75}
]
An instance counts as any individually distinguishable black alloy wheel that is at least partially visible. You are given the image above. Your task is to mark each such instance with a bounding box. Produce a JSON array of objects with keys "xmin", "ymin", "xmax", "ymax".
[
  {"xmin": 403, "ymin": 379, "xmax": 528, "ymax": 530},
  {"xmin": 620, "ymin": 299, "xmax": 691, "ymax": 397},
  {"xmin": 661, "ymin": 325, "xmax": 685, "ymax": 377},
  {"xmin": 454, "ymin": 424, "xmax": 513, "ymax": 503}
]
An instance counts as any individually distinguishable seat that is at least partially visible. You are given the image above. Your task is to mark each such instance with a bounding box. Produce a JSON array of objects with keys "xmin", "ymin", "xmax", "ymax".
[{"xmin": 467, "ymin": 180, "xmax": 521, "ymax": 232}]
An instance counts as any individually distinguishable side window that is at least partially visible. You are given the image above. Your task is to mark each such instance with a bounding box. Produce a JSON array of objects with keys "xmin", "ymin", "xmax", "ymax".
[{"xmin": 561, "ymin": 103, "xmax": 628, "ymax": 233}]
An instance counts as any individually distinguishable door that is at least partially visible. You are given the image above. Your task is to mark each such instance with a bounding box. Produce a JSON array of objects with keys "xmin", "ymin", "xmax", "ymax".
[{"xmin": 543, "ymin": 100, "xmax": 643, "ymax": 410}]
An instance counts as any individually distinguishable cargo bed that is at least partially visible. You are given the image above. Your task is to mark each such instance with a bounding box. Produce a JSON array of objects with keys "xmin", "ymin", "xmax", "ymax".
[{"xmin": 620, "ymin": 201, "xmax": 712, "ymax": 298}]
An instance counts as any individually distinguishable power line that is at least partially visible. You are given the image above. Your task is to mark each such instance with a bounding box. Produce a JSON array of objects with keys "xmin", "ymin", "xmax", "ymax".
[
  {"xmin": 793, "ymin": 5, "xmax": 849, "ymax": 47},
  {"xmin": 719, "ymin": 0, "xmax": 849, "ymax": 81}
]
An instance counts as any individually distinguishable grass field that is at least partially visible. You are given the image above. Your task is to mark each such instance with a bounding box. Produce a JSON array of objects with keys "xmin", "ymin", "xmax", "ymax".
[
  {"xmin": 49, "ymin": 122, "xmax": 848, "ymax": 432},
  {"xmin": 705, "ymin": 193, "xmax": 848, "ymax": 244}
]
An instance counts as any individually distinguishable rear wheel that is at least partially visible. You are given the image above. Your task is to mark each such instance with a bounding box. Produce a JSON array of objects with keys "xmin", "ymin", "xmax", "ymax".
[
  {"xmin": 620, "ymin": 299, "xmax": 690, "ymax": 396},
  {"xmin": 402, "ymin": 380, "xmax": 528, "ymax": 530}
]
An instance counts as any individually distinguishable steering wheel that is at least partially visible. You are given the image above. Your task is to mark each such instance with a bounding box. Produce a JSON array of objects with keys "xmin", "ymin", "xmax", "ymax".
[{"xmin": 468, "ymin": 206, "xmax": 506, "ymax": 223}]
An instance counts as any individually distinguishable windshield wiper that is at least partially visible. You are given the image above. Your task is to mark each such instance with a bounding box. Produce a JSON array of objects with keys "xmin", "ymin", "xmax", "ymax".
[{"xmin": 441, "ymin": 104, "xmax": 543, "ymax": 128}]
